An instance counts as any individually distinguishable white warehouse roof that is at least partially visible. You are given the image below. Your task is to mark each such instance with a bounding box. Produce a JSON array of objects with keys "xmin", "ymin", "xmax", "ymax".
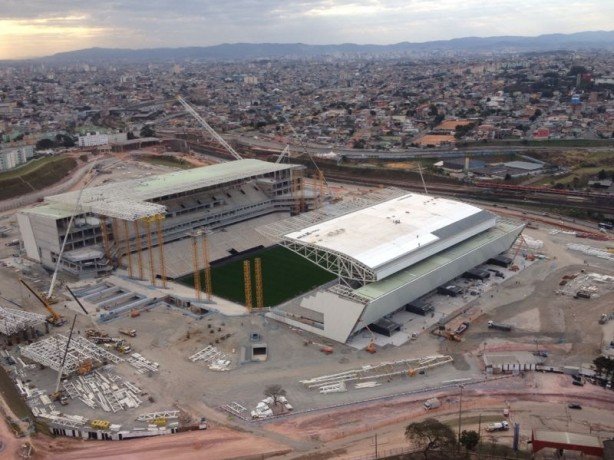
[{"xmin": 283, "ymin": 193, "xmax": 496, "ymax": 281}]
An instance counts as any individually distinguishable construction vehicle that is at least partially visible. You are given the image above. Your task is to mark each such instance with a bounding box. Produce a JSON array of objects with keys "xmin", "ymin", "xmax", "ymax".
[
  {"xmin": 153, "ymin": 417, "xmax": 167, "ymax": 427},
  {"xmin": 454, "ymin": 321, "xmax": 470, "ymax": 335},
  {"xmin": 119, "ymin": 329, "xmax": 137, "ymax": 337},
  {"xmin": 130, "ymin": 309, "xmax": 141, "ymax": 318},
  {"xmin": 115, "ymin": 340, "xmax": 132, "ymax": 354},
  {"xmin": 19, "ymin": 279, "xmax": 66, "ymax": 327},
  {"xmin": 486, "ymin": 421, "xmax": 510, "ymax": 432},
  {"xmin": 304, "ymin": 340, "xmax": 333, "ymax": 355},
  {"xmin": 90, "ymin": 420, "xmax": 111, "ymax": 430},
  {"xmin": 433, "ymin": 327, "xmax": 462, "ymax": 342},
  {"xmin": 488, "ymin": 321, "xmax": 513, "ymax": 332},
  {"xmin": 86, "ymin": 329, "xmax": 108, "ymax": 339},
  {"xmin": 365, "ymin": 325, "xmax": 377, "ymax": 354},
  {"xmin": 599, "ymin": 313, "xmax": 609, "ymax": 325}
]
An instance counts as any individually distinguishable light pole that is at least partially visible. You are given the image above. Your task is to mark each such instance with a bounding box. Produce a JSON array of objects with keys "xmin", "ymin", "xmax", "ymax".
[{"xmin": 458, "ymin": 384, "xmax": 465, "ymax": 446}]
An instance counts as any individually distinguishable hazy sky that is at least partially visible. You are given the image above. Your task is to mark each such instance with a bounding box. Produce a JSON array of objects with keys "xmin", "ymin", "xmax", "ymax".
[{"xmin": 1, "ymin": 0, "xmax": 612, "ymax": 59}]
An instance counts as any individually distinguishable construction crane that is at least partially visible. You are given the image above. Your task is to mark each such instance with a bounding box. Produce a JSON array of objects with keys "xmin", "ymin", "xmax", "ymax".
[
  {"xmin": 51, "ymin": 314, "xmax": 77, "ymax": 404},
  {"xmin": 176, "ymin": 95, "xmax": 243, "ymax": 160},
  {"xmin": 275, "ymin": 145, "xmax": 290, "ymax": 164},
  {"xmin": 20, "ymin": 279, "xmax": 66, "ymax": 327},
  {"xmin": 47, "ymin": 164, "xmax": 97, "ymax": 300}
]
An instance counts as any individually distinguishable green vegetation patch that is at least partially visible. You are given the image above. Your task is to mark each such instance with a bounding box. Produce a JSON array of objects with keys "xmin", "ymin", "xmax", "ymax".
[
  {"xmin": 177, "ymin": 246, "xmax": 336, "ymax": 306},
  {"xmin": 0, "ymin": 156, "xmax": 78, "ymax": 201}
]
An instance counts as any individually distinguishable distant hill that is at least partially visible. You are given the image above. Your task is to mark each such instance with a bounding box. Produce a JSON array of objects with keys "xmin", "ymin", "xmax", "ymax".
[{"xmin": 24, "ymin": 31, "xmax": 614, "ymax": 63}]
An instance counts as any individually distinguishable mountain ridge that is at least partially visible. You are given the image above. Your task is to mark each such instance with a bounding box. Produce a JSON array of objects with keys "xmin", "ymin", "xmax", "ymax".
[{"xmin": 11, "ymin": 30, "xmax": 614, "ymax": 63}]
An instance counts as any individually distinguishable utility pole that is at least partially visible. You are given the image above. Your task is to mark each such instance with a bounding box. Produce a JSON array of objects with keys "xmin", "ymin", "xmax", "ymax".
[
  {"xmin": 458, "ymin": 384, "xmax": 464, "ymax": 447},
  {"xmin": 374, "ymin": 432, "xmax": 378, "ymax": 459}
]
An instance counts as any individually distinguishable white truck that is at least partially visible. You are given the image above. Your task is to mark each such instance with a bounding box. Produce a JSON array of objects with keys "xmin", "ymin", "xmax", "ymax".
[
  {"xmin": 423, "ymin": 397, "xmax": 441, "ymax": 410},
  {"xmin": 486, "ymin": 421, "xmax": 509, "ymax": 432}
]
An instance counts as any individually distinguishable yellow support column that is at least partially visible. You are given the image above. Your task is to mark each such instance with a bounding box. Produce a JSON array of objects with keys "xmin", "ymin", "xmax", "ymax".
[
  {"xmin": 201, "ymin": 232, "xmax": 212, "ymax": 301},
  {"xmin": 122, "ymin": 220, "xmax": 134, "ymax": 278},
  {"xmin": 144, "ymin": 218, "xmax": 156, "ymax": 286},
  {"xmin": 133, "ymin": 220, "xmax": 144, "ymax": 280},
  {"xmin": 243, "ymin": 260, "xmax": 253, "ymax": 310},
  {"xmin": 254, "ymin": 257, "xmax": 264, "ymax": 309},
  {"xmin": 155, "ymin": 215, "xmax": 167, "ymax": 289},
  {"xmin": 191, "ymin": 233, "xmax": 202, "ymax": 301}
]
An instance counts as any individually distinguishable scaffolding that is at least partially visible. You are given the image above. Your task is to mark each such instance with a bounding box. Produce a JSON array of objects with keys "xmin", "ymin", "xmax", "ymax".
[
  {"xmin": 0, "ymin": 307, "xmax": 46, "ymax": 336},
  {"xmin": 243, "ymin": 260, "xmax": 253, "ymax": 310},
  {"xmin": 201, "ymin": 232, "xmax": 212, "ymax": 301},
  {"xmin": 254, "ymin": 257, "xmax": 264, "ymax": 309},
  {"xmin": 190, "ymin": 231, "xmax": 202, "ymax": 301},
  {"xmin": 20, "ymin": 335, "xmax": 123, "ymax": 376}
]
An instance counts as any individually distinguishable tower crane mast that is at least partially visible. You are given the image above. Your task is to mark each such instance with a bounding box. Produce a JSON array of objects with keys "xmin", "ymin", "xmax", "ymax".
[{"xmin": 176, "ymin": 95, "xmax": 243, "ymax": 161}]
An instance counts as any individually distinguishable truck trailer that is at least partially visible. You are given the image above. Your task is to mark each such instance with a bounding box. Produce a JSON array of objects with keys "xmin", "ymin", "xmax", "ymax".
[
  {"xmin": 488, "ymin": 321, "xmax": 513, "ymax": 332},
  {"xmin": 486, "ymin": 421, "xmax": 509, "ymax": 432}
]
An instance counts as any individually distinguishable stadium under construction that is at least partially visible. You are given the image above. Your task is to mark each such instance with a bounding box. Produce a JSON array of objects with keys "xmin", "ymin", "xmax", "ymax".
[{"xmin": 17, "ymin": 158, "xmax": 523, "ymax": 344}]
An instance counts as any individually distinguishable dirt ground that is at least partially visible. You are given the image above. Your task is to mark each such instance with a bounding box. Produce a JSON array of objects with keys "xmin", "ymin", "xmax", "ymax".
[{"xmin": 28, "ymin": 426, "xmax": 290, "ymax": 460}]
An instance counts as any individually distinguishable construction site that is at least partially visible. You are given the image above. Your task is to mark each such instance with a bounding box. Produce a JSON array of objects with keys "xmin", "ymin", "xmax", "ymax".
[{"xmin": 0, "ymin": 97, "xmax": 612, "ymax": 459}]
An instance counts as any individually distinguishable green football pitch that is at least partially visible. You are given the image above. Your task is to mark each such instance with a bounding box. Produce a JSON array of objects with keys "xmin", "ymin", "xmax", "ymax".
[{"xmin": 176, "ymin": 246, "xmax": 336, "ymax": 306}]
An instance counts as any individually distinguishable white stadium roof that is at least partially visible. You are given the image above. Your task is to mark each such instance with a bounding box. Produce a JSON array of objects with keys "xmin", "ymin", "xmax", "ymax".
[
  {"xmin": 31, "ymin": 159, "xmax": 297, "ymax": 221},
  {"xmin": 272, "ymin": 192, "xmax": 497, "ymax": 282}
]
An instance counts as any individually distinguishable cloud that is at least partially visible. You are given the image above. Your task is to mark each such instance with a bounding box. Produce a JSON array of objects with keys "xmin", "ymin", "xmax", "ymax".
[{"xmin": 0, "ymin": 0, "xmax": 612, "ymax": 58}]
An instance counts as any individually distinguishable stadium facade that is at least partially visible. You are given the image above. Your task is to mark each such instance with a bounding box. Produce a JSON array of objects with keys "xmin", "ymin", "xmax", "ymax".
[
  {"xmin": 259, "ymin": 189, "xmax": 524, "ymax": 343},
  {"xmin": 17, "ymin": 159, "xmax": 305, "ymax": 278}
]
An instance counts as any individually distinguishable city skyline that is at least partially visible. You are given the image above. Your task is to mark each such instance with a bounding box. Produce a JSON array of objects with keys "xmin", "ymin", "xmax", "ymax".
[{"xmin": 1, "ymin": 0, "xmax": 614, "ymax": 60}]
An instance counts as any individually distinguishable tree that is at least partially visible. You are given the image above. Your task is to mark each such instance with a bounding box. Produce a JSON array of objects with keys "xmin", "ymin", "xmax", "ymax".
[
  {"xmin": 460, "ymin": 430, "xmax": 480, "ymax": 451},
  {"xmin": 140, "ymin": 125, "xmax": 155, "ymax": 138},
  {"xmin": 405, "ymin": 418, "xmax": 456, "ymax": 459},
  {"xmin": 264, "ymin": 384, "xmax": 286, "ymax": 406},
  {"xmin": 36, "ymin": 138, "xmax": 55, "ymax": 150}
]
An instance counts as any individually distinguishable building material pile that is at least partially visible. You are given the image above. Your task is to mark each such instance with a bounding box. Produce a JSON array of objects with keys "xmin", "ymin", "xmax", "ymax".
[
  {"xmin": 251, "ymin": 396, "xmax": 293, "ymax": 419},
  {"xmin": 0, "ymin": 306, "xmax": 46, "ymax": 336},
  {"xmin": 127, "ymin": 353, "xmax": 159, "ymax": 374},
  {"xmin": 300, "ymin": 355, "xmax": 453, "ymax": 393},
  {"xmin": 20, "ymin": 335, "xmax": 123, "ymax": 375},
  {"xmin": 189, "ymin": 345, "xmax": 231, "ymax": 371},
  {"xmin": 567, "ymin": 243, "xmax": 614, "ymax": 262},
  {"xmin": 556, "ymin": 271, "xmax": 614, "ymax": 298},
  {"xmin": 62, "ymin": 370, "xmax": 143, "ymax": 412},
  {"xmin": 136, "ymin": 410, "xmax": 179, "ymax": 422}
]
